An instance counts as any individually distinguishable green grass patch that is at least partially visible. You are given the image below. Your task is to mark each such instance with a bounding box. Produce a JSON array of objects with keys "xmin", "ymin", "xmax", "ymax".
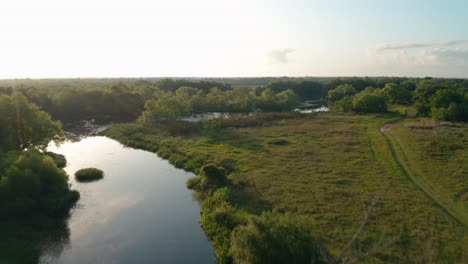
[
  {"xmin": 386, "ymin": 118, "xmax": 468, "ymax": 226},
  {"xmin": 75, "ymin": 168, "xmax": 104, "ymax": 182},
  {"xmin": 104, "ymin": 112, "xmax": 466, "ymax": 263}
]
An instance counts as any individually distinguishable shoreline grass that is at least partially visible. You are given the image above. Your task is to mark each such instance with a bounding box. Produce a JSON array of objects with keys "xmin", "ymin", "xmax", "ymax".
[{"xmin": 103, "ymin": 112, "xmax": 466, "ymax": 263}]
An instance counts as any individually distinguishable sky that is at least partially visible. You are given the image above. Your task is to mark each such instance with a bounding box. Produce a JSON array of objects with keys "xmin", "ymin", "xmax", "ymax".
[{"xmin": 0, "ymin": 0, "xmax": 467, "ymax": 78}]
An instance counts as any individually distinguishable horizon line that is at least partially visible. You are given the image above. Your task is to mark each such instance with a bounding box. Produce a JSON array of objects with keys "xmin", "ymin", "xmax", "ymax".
[{"xmin": 0, "ymin": 75, "xmax": 467, "ymax": 81}]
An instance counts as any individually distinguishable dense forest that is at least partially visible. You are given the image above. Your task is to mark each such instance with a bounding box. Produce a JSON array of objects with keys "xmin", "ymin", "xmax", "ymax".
[{"xmin": 1, "ymin": 77, "xmax": 467, "ymax": 123}]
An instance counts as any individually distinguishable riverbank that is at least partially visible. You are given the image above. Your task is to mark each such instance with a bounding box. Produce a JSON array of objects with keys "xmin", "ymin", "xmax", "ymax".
[
  {"xmin": 104, "ymin": 112, "xmax": 466, "ymax": 263},
  {"xmin": 39, "ymin": 136, "xmax": 215, "ymax": 263}
]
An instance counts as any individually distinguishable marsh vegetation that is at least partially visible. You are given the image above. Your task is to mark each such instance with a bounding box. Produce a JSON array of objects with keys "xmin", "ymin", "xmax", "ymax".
[{"xmin": 74, "ymin": 168, "xmax": 104, "ymax": 182}]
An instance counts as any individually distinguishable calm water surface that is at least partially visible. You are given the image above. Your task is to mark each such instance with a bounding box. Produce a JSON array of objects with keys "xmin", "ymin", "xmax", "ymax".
[{"xmin": 40, "ymin": 136, "xmax": 215, "ymax": 264}]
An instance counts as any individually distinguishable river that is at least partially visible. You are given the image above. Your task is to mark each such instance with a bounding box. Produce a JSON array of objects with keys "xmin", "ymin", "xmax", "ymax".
[{"xmin": 39, "ymin": 136, "xmax": 215, "ymax": 264}]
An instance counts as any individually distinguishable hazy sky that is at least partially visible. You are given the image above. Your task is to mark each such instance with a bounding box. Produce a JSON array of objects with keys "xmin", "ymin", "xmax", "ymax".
[{"xmin": 1, "ymin": 0, "xmax": 467, "ymax": 78}]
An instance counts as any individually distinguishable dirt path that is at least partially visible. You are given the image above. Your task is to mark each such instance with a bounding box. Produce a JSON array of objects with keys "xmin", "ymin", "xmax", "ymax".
[
  {"xmin": 379, "ymin": 117, "xmax": 407, "ymax": 132},
  {"xmin": 379, "ymin": 115, "xmax": 467, "ymax": 227}
]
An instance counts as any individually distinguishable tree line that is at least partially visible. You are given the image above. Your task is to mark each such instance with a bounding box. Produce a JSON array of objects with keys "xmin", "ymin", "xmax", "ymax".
[
  {"xmin": 1, "ymin": 77, "xmax": 467, "ymax": 123},
  {"xmin": 326, "ymin": 78, "xmax": 468, "ymax": 121}
]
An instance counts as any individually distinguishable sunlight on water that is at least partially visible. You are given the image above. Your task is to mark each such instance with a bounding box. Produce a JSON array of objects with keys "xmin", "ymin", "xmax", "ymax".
[{"xmin": 41, "ymin": 137, "xmax": 214, "ymax": 264}]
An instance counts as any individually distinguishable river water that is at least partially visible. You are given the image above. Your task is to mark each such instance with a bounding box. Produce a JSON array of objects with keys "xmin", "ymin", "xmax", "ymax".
[{"xmin": 39, "ymin": 136, "xmax": 215, "ymax": 264}]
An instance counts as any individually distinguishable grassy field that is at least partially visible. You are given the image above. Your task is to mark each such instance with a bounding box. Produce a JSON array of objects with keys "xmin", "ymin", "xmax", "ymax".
[
  {"xmin": 104, "ymin": 112, "xmax": 467, "ymax": 263},
  {"xmin": 385, "ymin": 118, "xmax": 468, "ymax": 226}
]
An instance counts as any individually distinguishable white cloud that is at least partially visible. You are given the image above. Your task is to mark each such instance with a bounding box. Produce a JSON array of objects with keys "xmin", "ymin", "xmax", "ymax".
[
  {"xmin": 268, "ymin": 48, "xmax": 295, "ymax": 64},
  {"xmin": 374, "ymin": 40, "xmax": 468, "ymax": 52},
  {"xmin": 370, "ymin": 40, "xmax": 468, "ymax": 66}
]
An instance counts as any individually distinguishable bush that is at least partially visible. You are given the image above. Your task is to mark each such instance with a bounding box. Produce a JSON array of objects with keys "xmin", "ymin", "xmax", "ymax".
[
  {"xmin": 75, "ymin": 168, "xmax": 104, "ymax": 182},
  {"xmin": 0, "ymin": 150, "xmax": 79, "ymax": 216},
  {"xmin": 186, "ymin": 176, "xmax": 201, "ymax": 190},
  {"xmin": 330, "ymin": 96, "xmax": 353, "ymax": 112},
  {"xmin": 230, "ymin": 212, "xmax": 321, "ymax": 264},
  {"xmin": 44, "ymin": 152, "xmax": 67, "ymax": 168},
  {"xmin": 202, "ymin": 119, "xmax": 222, "ymax": 135},
  {"xmin": 200, "ymin": 187, "xmax": 246, "ymax": 263},
  {"xmin": 199, "ymin": 164, "xmax": 228, "ymax": 191}
]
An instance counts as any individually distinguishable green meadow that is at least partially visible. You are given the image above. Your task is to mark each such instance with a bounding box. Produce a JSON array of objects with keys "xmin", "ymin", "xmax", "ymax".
[{"xmin": 105, "ymin": 112, "xmax": 466, "ymax": 263}]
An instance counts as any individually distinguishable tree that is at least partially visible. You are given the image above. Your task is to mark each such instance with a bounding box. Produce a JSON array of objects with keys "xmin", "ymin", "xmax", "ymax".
[
  {"xmin": 429, "ymin": 89, "xmax": 468, "ymax": 121},
  {"xmin": 140, "ymin": 95, "xmax": 191, "ymax": 122},
  {"xmin": 413, "ymin": 80, "xmax": 442, "ymax": 116},
  {"xmin": 352, "ymin": 90, "xmax": 387, "ymax": 113},
  {"xmin": 382, "ymin": 83, "xmax": 412, "ymax": 105},
  {"xmin": 327, "ymin": 84, "xmax": 357, "ymax": 102},
  {"xmin": 275, "ymin": 89, "xmax": 300, "ymax": 110},
  {"xmin": 0, "ymin": 94, "xmax": 78, "ymax": 218},
  {"xmin": 0, "ymin": 150, "xmax": 79, "ymax": 216},
  {"xmin": 0, "ymin": 93, "xmax": 63, "ymax": 152}
]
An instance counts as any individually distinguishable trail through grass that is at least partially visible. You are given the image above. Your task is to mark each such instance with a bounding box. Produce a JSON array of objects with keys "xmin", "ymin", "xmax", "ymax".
[
  {"xmin": 381, "ymin": 117, "xmax": 468, "ymax": 227},
  {"xmin": 104, "ymin": 112, "xmax": 467, "ymax": 263}
]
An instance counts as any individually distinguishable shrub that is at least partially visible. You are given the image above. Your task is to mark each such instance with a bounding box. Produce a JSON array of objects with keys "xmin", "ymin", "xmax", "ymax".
[
  {"xmin": 0, "ymin": 150, "xmax": 79, "ymax": 216},
  {"xmin": 44, "ymin": 152, "xmax": 67, "ymax": 168},
  {"xmin": 186, "ymin": 176, "xmax": 201, "ymax": 190},
  {"xmin": 75, "ymin": 168, "xmax": 104, "ymax": 182},
  {"xmin": 202, "ymin": 119, "xmax": 222, "ymax": 135},
  {"xmin": 329, "ymin": 96, "xmax": 354, "ymax": 112},
  {"xmin": 230, "ymin": 212, "xmax": 320, "ymax": 264},
  {"xmin": 200, "ymin": 187, "xmax": 246, "ymax": 263},
  {"xmin": 199, "ymin": 164, "xmax": 228, "ymax": 191},
  {"xmin": 268, "ymin": 139, "xmax": 290, "ymax": 146}
]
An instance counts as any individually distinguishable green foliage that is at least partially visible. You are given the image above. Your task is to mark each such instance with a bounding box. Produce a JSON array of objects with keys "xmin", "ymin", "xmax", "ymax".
[
  {"xmin": 199, "ymin": 164, "xmax": 228, "ymax": 192},
  {"xmin": 230, "ymin": 212, "xmax": 320, "ymax": 264},
  {"xmin": 0, "ymin": 150, "xmax": 79, "ymax": 216},
  {"xmin": 387, "ymin": 119, "xmax": 467, "ymax": 226},
  {"xmin": 327, "ymin": 84, "xmax": 357, "ymax": 102},
  {"xmin": 382, "ymin": 82, "xmax": 413, "ymax": 105},
  {"xmin": 75, "ymin": 168, "xmax": 104, "ymax": 182},
  {"xmin": 202, "ymin": 119, "xmax": 222, "ymax": 136},
  {"xmin": 106, "ymin": 112, "xmax": 466, "ymax": 263},
  {"xmin": 264, "ymin": 80, "xmax": 327, "ymax": 100},
  {"xmin": 412, "ymin": 79, "xmax": 468, "ymax": 120},
  {"xmin": 47, "ymin": 83, "xmax": 145, "ymax": 122},
  {"xmin": 429, "ymin": 89, "xmax": 468, "ymax": 121},
  {"xmin": 44, "ymin": 152, "xmax": 67, "ymax": 168},
  {"xmin": 327, "ymin": 84, "xmax": 359, "ymax": 112},
  {"xmin": 186, "ymin": 176, "xmax": 201, "ymax": 190},
  {"xmin": 352, "ymin": 89, "xmax": 387, "ymax": 113},
  {"xmin": 414, "ymin": 80, "xmax": 441, "ymax": 103},
  {"xmin": 329, "ymin": 96, "xmax": 354, "ymax": 112},
  {"xmin": 0, "ymin": 93, "xmax": 78, "ymax": 263},
  {"xmin": 200, "ymin": 187, "xmax": 248, "ymax": 263},
  {"xmin": 0, "ymin": 93, "xmax": 63, "ymax": 152},
  {"xmin": 140, "ymin": 95, "xmax": 191, "ymax": 121},
  {"xmin": 139, "ymin": 86, "xmax": 301, "ymax": 124}
]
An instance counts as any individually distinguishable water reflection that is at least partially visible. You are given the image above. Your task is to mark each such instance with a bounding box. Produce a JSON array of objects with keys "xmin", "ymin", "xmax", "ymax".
[
  {"xmin": 40, "ymin": 136, "xmax": 215, "ymax": 264},
  {"xmin": 294, "ymin": 99, "xmax": 329, "ymax": 113}
]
